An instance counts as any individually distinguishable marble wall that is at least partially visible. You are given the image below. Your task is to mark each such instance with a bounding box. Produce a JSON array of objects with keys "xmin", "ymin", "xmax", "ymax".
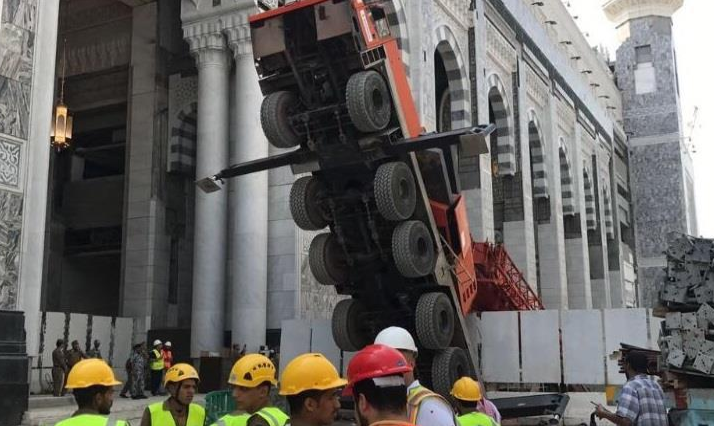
[
  {"xmin": 0, "ymin": 0, "xmax": 36, "ymax": 139},
  {"xmin": 0, "ymin": 0, "xmax": 34, "ymax": 311}
]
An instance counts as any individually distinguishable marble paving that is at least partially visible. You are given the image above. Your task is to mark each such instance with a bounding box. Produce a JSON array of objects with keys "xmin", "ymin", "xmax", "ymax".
[{"xmin": 0, "ymin": 189, "xmax": 23, "ymax": 310}]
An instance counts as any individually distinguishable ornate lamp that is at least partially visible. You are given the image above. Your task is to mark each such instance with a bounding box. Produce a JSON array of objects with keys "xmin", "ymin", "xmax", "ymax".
[{"xmin": 51, "ymin": 1, "xmax": 73, "ymax": 151}]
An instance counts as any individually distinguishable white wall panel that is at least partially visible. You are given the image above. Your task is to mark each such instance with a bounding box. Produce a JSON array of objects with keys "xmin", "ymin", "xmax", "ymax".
[
  {"xmin": 310, "ymin": 319, "xmax": 341, "ymax": 375},
  {"xmin": 279, "ymin": 319, "xmax": 311, "ymax": 374},
  {"xmin": 604, "ymin": 308, "xmax": 648, "ymax": 384},
  {"xmin": 562, "ymin": 310, "xmax": 605, "ymax": 384},
  {"xmin": 521, "ymin": 310, "xmax": 560, "ymax": 383},
  {"xmin": 91, "ymin": 316, "xmax": 112, "ymax": 361},
  {"xmin": 481, "ymin": 311, "xmax": 520, "ymax": 383},
  {"xmin": 113, "ymin": 317, "xmax": 134, "ymax": 382},
  {"xmin": 68, "ymin": 313, "xmax": 88, "ymax": 349}
]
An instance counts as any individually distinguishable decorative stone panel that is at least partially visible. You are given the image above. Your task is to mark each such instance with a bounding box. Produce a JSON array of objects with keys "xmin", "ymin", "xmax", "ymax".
[
  {"xmin": 0, "ymin": 189, "xmax": 23, "ymax": 310},
  {"xmin": 486, "ymin": 20, "xmax": 516, "ymax": 75},
  {"xmin": 0, "ymin": 137, "xmax": 21, "ymax": 187}
]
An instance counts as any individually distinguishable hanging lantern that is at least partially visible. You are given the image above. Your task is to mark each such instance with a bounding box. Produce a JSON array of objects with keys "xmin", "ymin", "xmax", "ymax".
[{"xmin": 50, "ymin": 102, "xmax": 73, "ymax": 151}]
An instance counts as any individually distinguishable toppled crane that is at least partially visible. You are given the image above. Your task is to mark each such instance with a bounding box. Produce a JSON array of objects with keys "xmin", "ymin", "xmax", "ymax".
[{"xmin": 197, "ymin": 0, "xmax": 541, "ymax": 394}]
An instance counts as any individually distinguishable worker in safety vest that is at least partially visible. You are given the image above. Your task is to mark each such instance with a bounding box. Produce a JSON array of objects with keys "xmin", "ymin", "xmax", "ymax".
[
  {"xmin": 140, "ymin": 363, "xmax": 206, "ymax": 426},
  {"xmin": 215, "ymin": 353, "xmax": 289, "ymax": 426},
  {"xmin": 279, "ymin": 353, "xmax": 347, "ymax": 426},
  {"xmin": 374, "ymin": 327, "xmax": 457, "ymax": 426},
  {"xmin": 55, "ymin": 358, "xmax": 129, "ymax": 426},
  {"xmin": 149, "ymin": 339, "xmax": 164, "ymax": 395},
  {"xmin": 345, "ymin": 344, "xmax": 415, "ymax": 426},
  {"xmin": 450, "ymin": 378, "xmax": 499, "ymax": 426}
]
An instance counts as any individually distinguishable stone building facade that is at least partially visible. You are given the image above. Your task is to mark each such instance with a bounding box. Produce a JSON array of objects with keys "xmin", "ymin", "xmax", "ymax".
[{"xmin": 0, "ymin": 0, "xmax": 695, "ymax": 364}]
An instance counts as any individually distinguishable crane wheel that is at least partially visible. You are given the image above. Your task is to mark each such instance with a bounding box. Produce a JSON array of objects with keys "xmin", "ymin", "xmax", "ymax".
[
  {"xmin": 415, "ymin": 292, "xmax": 455, "ymax": 350},
  {"xmin": 332, "ymin": 298, "xmax": 370, "ymax": 352},
  {"xmin": 309, "ymin": 233, "xmax": 348, "ymax": 286},
  {"xmin": 261, "ymin": 91, "xmax": 302, "ymax": 148},
  {"xmin": 290, "ymin": 176, "xmax": 328, "ymax": 230},
  {"xmin": 431, "ymin": 347, "xmax": 471, "ymax": 397},
  {"xmin": 346, "ymin": 70, "xmax": 392, "ymax": 133},
  {"xmin": 392, "ymin": 220, "xmax": 435, "ymax": 278},
  {"xmin": 374, "ymin": 162, "xmax": 417, "ymax": 221}
]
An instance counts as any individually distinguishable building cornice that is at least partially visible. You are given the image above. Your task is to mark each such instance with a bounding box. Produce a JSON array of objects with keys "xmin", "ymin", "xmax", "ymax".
[{"xmin": 603, "ymin": 0, "xmax": 683, "ymax": 27}]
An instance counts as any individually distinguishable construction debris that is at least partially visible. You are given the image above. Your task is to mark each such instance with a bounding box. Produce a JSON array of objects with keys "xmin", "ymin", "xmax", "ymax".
[{"xmin": 658, "ymin": 233, "xmax": 714, "ymax": 380}]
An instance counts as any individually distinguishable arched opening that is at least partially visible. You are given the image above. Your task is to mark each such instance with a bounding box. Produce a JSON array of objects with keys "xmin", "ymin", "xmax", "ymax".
[
  {"xmin": 434, "ymin": 28, "xmax": 470, "ymax": 133},
  {"xmin": 168, "ymin": 102, "xmax": 197, "ymax": 175},
  {"xmin": 583, "ymin": 166, "xmax": 597, "ymax": 231},
  {"xmin": 528, "ymin": 115, "xmax": 549, "ymax": 294}
]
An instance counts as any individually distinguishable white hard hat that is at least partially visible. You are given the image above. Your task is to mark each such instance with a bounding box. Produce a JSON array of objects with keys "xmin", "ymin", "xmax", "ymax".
[
  {"xmin": 165, "ymin": 341, "xmax": 172, "ymax": 347},
  {"xmin": 153, "ymin": 339, "xmax": 162, "ymax": 346},
  {"xmin": 374, "ymin": 326, "xmax": 418, "ymax": 353}
]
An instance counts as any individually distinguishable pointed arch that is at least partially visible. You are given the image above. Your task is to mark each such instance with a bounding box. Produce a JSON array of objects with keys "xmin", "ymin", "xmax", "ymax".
[
  {"xmin": 527, "ymin": 109, "xmax": 548, "ymax": 199},
  {"xmin": 434, "ymin": 26, "xmax": 471, "ymax": 130},
  {"xmin": 487, "ymin": 73, "xmax": 515, "ymax": 175},
  {"xmin": 603, "ymin": 183, "xmax": 615, "ymax": 239},
  {"xmin": 583, "ymin": 163, "xmax": 597, "ymax": 230},
  {"xmin": 558, "ymin": 139, "xmax": 575, "ymax": 216},
  {"xmin": 168, "ymin": 101, "xmax": 197, "ymax": 175}
]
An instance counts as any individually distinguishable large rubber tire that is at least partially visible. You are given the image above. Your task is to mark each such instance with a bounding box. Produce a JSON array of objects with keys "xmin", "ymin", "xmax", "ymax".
[
  {"xmin": 261, "ymin": 91, "xmax": 302, "ymax": 148},
  {"xmin": 346, "ymin": 71, "xmax": 392, "ymax": 133},
  {"xmin": 290, "ymin": 176, "xmax": 328, "ymax": 230},
  {"xmin": 332, "ymin": 298, "xmax": 370, "ymax": 352},
  {"xmin": 392, "ymin": 221, "xmax": 436, "ymax": 278},
  {"xmin": 415, "ymin": 293, "xmax": 455, "ymax": 350},
  {"xmin": 431, "ymin": 347, "xmax": 471, "ymax": 397},
  {"xmin": 309, "ymin": 233, "xmax": 348, "ymax": 286},
  {"xmin": 374, "ymin": 162, "xmax": 417, "ymax": 221}
]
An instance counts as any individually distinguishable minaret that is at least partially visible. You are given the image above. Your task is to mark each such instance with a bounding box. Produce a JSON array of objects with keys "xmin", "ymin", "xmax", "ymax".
[{"xmin": 604, "ymin": 0, "xmax": 697, "ymax": 307}]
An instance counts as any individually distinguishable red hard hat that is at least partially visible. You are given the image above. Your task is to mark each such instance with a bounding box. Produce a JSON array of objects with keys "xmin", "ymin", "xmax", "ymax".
[{"xmin": 344, "ymin": 344, "xmax": 412, "ymax": 396}]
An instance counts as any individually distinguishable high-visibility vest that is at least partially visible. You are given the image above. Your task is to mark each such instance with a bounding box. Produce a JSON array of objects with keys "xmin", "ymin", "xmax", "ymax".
[
  {"xmin": 213, "ymin": 413, "xmax": 250, "ymax": 426},
  {"xmin": 148, "ymin": 401, "xmax": 206, "ymax": 426},
  {"xmin": 150, "ymin": 349, "xmax": 165, "ymax": 371},
  {"xmin": 407, "ymin": 384, "xmax": 454, "ymax": 425},
  {"xmin": 254, "ymin": 407, "xmax": 289, "ymax": 426},
  {"xmin": 456, "ymin": 412, "xmax": 499, "ymax": 426},
  {"xmin": 55, "ymin": 414, "xmax": 128, "ymax": 426}
]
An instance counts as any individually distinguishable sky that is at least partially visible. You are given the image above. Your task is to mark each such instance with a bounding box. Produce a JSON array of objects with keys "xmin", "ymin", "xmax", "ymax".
[{"xmin": 565, "ymin": 0, "xmax": 713, "ymax": 238}]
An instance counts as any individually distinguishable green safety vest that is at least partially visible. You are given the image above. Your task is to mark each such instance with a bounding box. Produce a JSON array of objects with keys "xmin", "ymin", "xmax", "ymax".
[
  {"xmin": 150, "ymin": 349, "xmax": 165, "ymax": 371},
  {"xmin": 148, "ymin": 401, "xmax": 206, "ymax": 426},
  {"xmin": 55, "ymin": 414, "xmax": 128, "ymax": 426},
  {"xmin": 407, "ymin": 384, "xmax": 453, "ymax": 425},
  {"xmin": 213, "ymin": 413, "xmax": 250, "ymax": 426},
  {"xmin": 254, "ymin": 407, "xmax": 289, "ymax": 426},
  {"xmin": 456, "ymin": 412, "xmax": 500, "ymax": 426}
]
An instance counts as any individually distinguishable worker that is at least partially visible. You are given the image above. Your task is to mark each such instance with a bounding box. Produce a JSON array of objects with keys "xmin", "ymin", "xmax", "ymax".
[
  {"xmin": 278, "ymin": 353, "xmax": 347, "ymax": 426},
  {"xmin": 450, "ymin": 377, "xmax": 499, "ymax": 426},
  {"xmin": 345, "ymin": 344, "xmax": 414, "ymax": 426},
  {"xmin": 55, "ymin": 358, "xmax": 129, "ymax": 426},
  {"xmin": 149, "ymin": 339, "xmax": 164, "ymax": 395},
  {"xmin": 219, "ymin": 353, "xmax": 289, "ymax": 426},
  {"xmin": 163, "ymin": 341, "xmax": 174, "ymax": 370},
  {"xmin": 374, "ymin": 327, "xmax": 457, "ymax": 426},
  {"xmin": 141, "ymin": 363, "xmax": 205, "ymax": 426},
  {"xmin": 67, "ymin": 339, "xmax": 87, "ymax": 370},
  {"xmin": 52, "ymin": 338, "xmax": 68, "ymax": 397},
  {"xmin": 595, "ymin": 351, "xmax": 668, "ymax": 426}
]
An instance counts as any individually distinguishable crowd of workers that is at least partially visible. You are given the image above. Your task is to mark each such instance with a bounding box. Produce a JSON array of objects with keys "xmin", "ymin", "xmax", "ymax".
[{"xmin": 53, "ymin": 327, "xmax": 666, "ymax": 426}]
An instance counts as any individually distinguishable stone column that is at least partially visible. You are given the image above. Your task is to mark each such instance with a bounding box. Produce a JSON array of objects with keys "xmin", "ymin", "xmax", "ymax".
[
  {"xmin": 226, "ymin": 18, "xmax": 269, "ymax": 352},
  {"xmin": 185, "ymin": 27, "xmax": 231, "ymax": 357}
]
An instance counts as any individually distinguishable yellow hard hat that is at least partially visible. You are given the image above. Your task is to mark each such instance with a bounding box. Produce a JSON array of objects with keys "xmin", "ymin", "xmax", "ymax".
[
  {"xmin": 450, "ymin": 377, "xmax": 483, "ymax": 401},
  {"xmin": 164, "ymin": 363, "xmax": 200, "ymax": 387},
  {"xmin": 65, "ymin": 359, "xmax": 121, "ymax": 389},
  {"xmin": 279, "ymin": 353, "xmax": 347, "ymax": 396},
  {"xmin": 229, "ymin": 353, "xmax": 277, "ymax": 387}
]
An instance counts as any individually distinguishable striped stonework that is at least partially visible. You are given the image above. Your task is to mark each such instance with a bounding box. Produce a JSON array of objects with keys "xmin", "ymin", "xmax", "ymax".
[
  {"xmin": 384, "ymin": 0, "xmax": 410, "ymax": 78},
  {"xmin": 487, "ymin": 73, "xmax": 515, "ymax": 176},
  {"xmin": 434, "ymin": 25, "xmax": 471, "ymax": 130},
  {"xmin": 527, "ymin": 109, "xmax": 548, "ymax": 199},
  {"xmin": 603, "ymin": 184, "xmax": 615, "ymax": 239},
  {"xmin": 168, "ymin": 102, "xmax": 198, "ymax": 175},
  {"xmin": 583, "ymin": 164, "xmax": 597, "ymax": 230},
  {"xmin": 559, "ymin": 140, "xmax": 575, "ymax": 216}
]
